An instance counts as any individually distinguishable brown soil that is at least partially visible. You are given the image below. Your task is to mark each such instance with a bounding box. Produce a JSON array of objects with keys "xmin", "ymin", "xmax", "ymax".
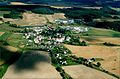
[
  {"xmin": 3, "ymin": 12, "xmax": 66, "ymax": 26},
  {"xmin": 63, "ymin": 65, "xmax": 117, "ymax": 79},
  {"xmin": 65, "ymin": 44, "xmax": 120, "ymax": 75},
  {"xmin": 81, "ymin": 36, "xmax": 120, "ymax": 45}
]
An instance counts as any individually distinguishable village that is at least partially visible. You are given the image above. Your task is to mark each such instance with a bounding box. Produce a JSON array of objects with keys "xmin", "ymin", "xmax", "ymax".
[
  {"xmin": 0, "ymin": 4, "xmax": 120, "ymax": 79},
  {"xmin": 21, "ymin": 23, "xmax": 102, "ymax": 67}
]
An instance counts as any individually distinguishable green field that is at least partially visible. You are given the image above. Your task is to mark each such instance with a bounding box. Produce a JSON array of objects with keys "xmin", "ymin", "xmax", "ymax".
[
  {"xmin": 0, "ymin": 24, "xmax": 22, "ymax": 32},
  {"xmin": 0, "ymin": 32, "xmax": 12, "ymax": 41},
  {"xmin": 7, "ymin": 33, "xmax": 27, "ymax": 48},
  {"xmin": 0, "ymin": 11, "xmax": 10, "ymax": 16},
  {"xmin": 0, "ymin": 46, "xmax": 22, "ymax": 78},
  {"xmin": 83, "ymin": 27, "xmax": 120, "ymax": 37}
]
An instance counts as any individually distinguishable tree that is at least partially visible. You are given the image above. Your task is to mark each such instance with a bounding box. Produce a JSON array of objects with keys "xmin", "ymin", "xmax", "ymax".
[{"xmin": 96, "ymin": 62, "xmax": 101, "ymax": 67}]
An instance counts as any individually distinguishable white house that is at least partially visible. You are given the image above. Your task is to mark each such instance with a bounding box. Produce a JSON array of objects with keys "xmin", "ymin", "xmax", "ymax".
[{"xmin": 56, "ymin": 37, "xmax": 65, "ymax": 43}]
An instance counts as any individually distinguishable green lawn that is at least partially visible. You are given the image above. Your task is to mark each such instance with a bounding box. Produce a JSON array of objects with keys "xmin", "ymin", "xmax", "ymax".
[{"xmin": 83, "ymin": 27, "xmax": 120, "ymax": 37}]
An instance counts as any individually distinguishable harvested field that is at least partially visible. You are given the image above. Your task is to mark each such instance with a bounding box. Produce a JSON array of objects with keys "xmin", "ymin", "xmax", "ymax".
[
  {"xmin": 4, "ymin": 12, "xmax": 66, "ymax": 26},
  {"xmin": 50, "ymin": 6, "xmax": 72, "ymax": 9},
  {"xmin": 0, "ymin": 32, "xmax": 5, "ymax": 36},
  {"xmin": 81, "ymin": 36, "xmax": 120, "ymax": 45},
  {"xmin": 10, "ymin": 2, "xmax": 28, "ymax": 5},
  {"xmin": 44, "ymin": 13, "xmax": 66, "ymax": 23},
  {"xmin": 12, "ymin": 12, "xmax": 47, "ymax": 26},
  {"xmin": 81, "ymin": 6, "xmax": 102, "ymax": 10},
  {"xmin": 63, "ymin": 65, "xmax": 117, "ymax": 79},
  {"xmin": 65, "ymin": 44, "xmax": 120, "ymax": 75},
  {"xmin": 3, "ymin": 51, "xmax": 62, "ymax": 79}
]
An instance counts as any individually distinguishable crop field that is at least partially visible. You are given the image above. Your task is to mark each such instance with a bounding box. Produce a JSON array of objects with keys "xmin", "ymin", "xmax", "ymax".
[
  {"xmin": 63, "ymin": 65, "xmax": 117, "ymax": 79},
  {"xmin": 84, "ymin": 28, "xmax": 120, "ymax": 37},
  {"xmin": 7, "ymin": 33, "xmax": 27, "ymax": 48},
  {"xmin": 81, "ymin": 36, "xmax": 120, "ymax": 45},
  {"xmin": 4, "ymin": 12, "xmax": 66, "ymax": 26},
  {"xmin": 65, "ymin": 44, "xmax": 120, "ymax": 75},
  {"xmin": 0, "ymin": 11, "xmax": 10, "ymax": 16},
  {"xmin": 3, "ymin": 51, "xmax": 62, "ymax": 79},
  {"xmin": 0, "ymin": 32, "xmax": 12, "ymax": 41},
  {"xmin": 0, "ymin": 24, "xmax": 22, "ymax": 32}
]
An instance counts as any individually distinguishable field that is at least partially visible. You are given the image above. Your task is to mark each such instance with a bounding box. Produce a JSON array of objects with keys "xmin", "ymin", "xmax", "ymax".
[
  {"xmin": 0, "ymin": 32, "xmax": 12, "ymax": 41},
  {"xmin": 3, "ymin": 51, "xmax": 62, "ymax": 79},
  {"xmin": 4, "ymin": 12, "xmax": 66, "ymax": 26},
  {"xmin": 0, "ymin": 46, "xmax": 18, "ymax": 65},
  {"xmin": 63, "ymin": 65, "xmax": 117, "ymax": 79},
  {"xmin": 50, "ymin": 6, "xmax": 72, "ymax": 9},
  {"xmin": 0, "ymin": 24, "xmax": 22, "ymax": 32},
  {"xmin": 110, "ymin": 7, "xmax": 120, "ymax": 12},
  {"xmin": 81, "ymin": 36, "xmax": 120, "ymax": 45},
  {"xmin": 64, "ymin": 44, "xmax": 120, "ymax": 76},
  {"xmin": 10, "ymin": 2, "xmax": 29, "ymax": 5},
  {"xmin": 7, "ymin": 33, "xmax": 27, "ymax": 48},
  {"xmin": 0, "ymin": 11, "xmax": 10, "ymax": 16},
  {"xmin": 84, "ymin": 27, "xmax": 120, "ymax": 37}
]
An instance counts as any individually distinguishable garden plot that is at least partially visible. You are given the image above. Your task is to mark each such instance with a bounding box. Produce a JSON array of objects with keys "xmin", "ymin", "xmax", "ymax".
[
  {"xmin": 63, "ymin": 65, "xmax": 117, "ymax": 79},
  {"xmin": 3, "ymin": 51, "xmax": 62, "ymax": 79},
  {"xmin": 65, "ymin": 44, "xmax": 120, "ymax": 75}
]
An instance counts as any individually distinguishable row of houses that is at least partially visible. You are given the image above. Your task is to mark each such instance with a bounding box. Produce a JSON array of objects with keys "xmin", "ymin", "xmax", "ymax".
[
  {"xmin": 54, "ymin": 19, "xmax": 85, "ymax": 24},
  {"xmin": 62, "ymin": 26, "xmax": 89, "ymax": 33},
  {"xmin": 55, "ymin": 19, "xmax": 75, "ymax": 24}
]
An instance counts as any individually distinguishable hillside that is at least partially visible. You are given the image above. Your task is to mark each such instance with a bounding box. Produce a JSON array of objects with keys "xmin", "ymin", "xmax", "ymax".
[{"xmin": 0, "ymin": 0, "xmax": 120, "ymax": 7}]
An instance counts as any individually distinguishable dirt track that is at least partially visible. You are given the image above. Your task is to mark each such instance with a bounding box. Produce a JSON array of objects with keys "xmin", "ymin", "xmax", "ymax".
[{"xmin": 3, "ymin": 51, "xmax": 62, "ymax": 79}]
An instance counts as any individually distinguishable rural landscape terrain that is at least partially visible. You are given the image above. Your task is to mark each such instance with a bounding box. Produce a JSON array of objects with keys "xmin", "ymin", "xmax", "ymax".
[{"xmin": 0, "ymin": 0, "xmax": 120, "ymax": 79}]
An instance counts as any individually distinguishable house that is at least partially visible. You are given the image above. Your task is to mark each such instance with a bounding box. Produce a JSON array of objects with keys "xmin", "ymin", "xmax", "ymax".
[
  {"xmin": 34, "ymin": 38, "xmax": 39, "ymax": 44},
  {"xmin": 28, "ymin": 40, "xmax": 33, "ymax": 43},
  {"xmin": 62, "ymin": 20, "xmax": 68, "ymax": 24},
  {"xmin": 56, "ymin": 37, "xmax": 65, "ymax": 43},
  {"xmin": 68, "ymin": 19, "xmax": 75, "ymax": 24},
  {"xmin": 61, "ymin": 61, "xmax": 67, "ymax": 65},
  {"xmin": 55, "ymin": 19, "xmax": 75, "ymax": 24},
  {"xmin": 74, "ymin": 19, "xmax": 83, "ymax": 23},
  {"xmin": 64, "ymin": 51, "xmax": 67, "ymax": 54}
]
